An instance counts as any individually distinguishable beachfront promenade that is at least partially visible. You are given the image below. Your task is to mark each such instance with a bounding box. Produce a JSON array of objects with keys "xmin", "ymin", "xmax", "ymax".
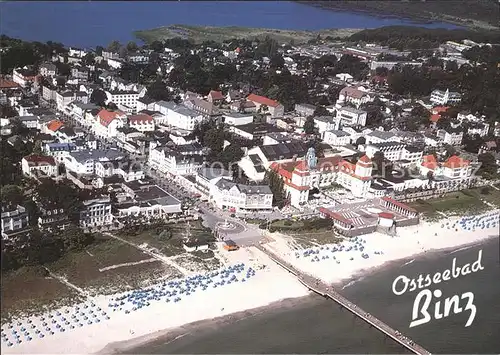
[{"xmin": 254, "ymin": 244, "xmax": 431, "ymax": 355}]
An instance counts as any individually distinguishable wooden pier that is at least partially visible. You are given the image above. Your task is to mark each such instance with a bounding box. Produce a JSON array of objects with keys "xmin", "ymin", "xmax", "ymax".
[{"xmin": 254, "ymin": 244, "xmax": 431, "ymax": 355}]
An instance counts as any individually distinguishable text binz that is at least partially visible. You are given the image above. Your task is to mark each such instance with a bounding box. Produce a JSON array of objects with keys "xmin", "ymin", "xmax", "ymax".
[
  {"xmin": 391, "ymin": 249, "xmax": 484, "ymax": 328},
  {"xmin": 410, "ymin": 289, "xmax": 476, "ymax": 328}
]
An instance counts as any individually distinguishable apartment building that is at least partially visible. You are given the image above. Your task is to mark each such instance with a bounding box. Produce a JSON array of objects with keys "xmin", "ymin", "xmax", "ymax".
[
  {"xmin": 437, "ymin": 127, "xmax": 464, "ymax": 145},
  {"xmin": 323, "ymin": 130, "xmax": 351, "ymax": 146},
  {"xmin": 153, "ymin": 101, "xmax": 204, "ymax": 131},
  {"xmin": 247, "ymin": 94, "xmax": 285, "ymax": 118},
  {"xmin": 79, "ymin": 197, "xmax": 113, "ymax": 229},
  {"xmin": 1, "ymin": 205, "xmax": 29, "ymax": 238},
  {"xmin": 209, "ymin": 179, "xmax": 273, "ymax": 213},
  {"xmin": 106, "ymin": 90, "xmax": 140, "ymax": 109},
  {"xmin": 21, "ymin": 155, "xmax": 58, "ymax": 178},
  {"xmin": 336, "ymin": 106, "xmax": 367, "ymax": 127},
  {"xmin": 128, "ymin": 114, "xmax": 155, "ymax": 132},
  {"xmin": 430, "ymin": 89, "xmax": 462, "ymax": 106}
]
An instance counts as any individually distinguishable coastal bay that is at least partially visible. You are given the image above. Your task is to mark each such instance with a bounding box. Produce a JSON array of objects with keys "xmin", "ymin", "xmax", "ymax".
[
  {"xmin": 0, "ymin": 1, "xmax": 459, "ymax": 47},
  {"xmin": 296, "ymin": 0, "xmax": 499, "ymax": 30}
]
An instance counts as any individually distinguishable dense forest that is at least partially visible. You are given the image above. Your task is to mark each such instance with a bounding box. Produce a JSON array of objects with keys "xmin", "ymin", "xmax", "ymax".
[
  {"xmin": 0, "ymin": 35, "xmax": 67, "ymax": 74},
  {"xmin": 301, "ymin": 0, "xmax": 500, "ymax": 29},
  {"xmin": 348, "ymin": 26, "xmax": 500, "ymax": 50}
]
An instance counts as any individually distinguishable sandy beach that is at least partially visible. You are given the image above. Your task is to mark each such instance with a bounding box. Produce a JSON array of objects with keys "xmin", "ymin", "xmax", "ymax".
[
  {"xmin": 2, "ymin": 210, "xmax": 498, "ymax": 354},
  {"xmin": 265, "ymin": 210, "xmax": 500, "ymax": 285},
  {"xmin": 1, "ymin": 247, "xmax": 309, "ymax": 354}
]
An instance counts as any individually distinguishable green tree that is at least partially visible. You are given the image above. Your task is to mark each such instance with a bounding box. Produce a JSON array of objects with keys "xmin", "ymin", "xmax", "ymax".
[
  {"xmin": 203, "ymin": 126, "xmax": 225, "ymax": 157},
  {"xmin": 107, "ymin": 40, "xmax": 121, "ymax": 53},
  {"xmin": 126, "ymin": 41, "xmax": 139, "ymax": 52},
  {"xmin": 146, "ymin": 79, "xmax": 172, "ymax": 101},
  {"xmin": 372, "ymin": 151, "xmax": 385, "ymax": 177},
  {"xmin": 265, "ymin": 169, "xmax": 285, "ymax": 208},
  {"xmin": 313, "ymin": 106, "xmax": 328, "ymax": 116},
  {"xmin": 477, "ymin": 153, "xmax": 498, "ymax": 177},
  {"xmin": 35, "ymin": 179, "xmax": 83, "ymax": 223},
  {"xmin": 218, "ymin": 143, "xmax": 244, "ymax": 169},
  {"xmin": 1, "ymin": 185, "xmax": 23, "ymax": 207},
  {"xmin": 303, "ymin": 116, "xmax": 315, "ymax": 134},
  {"xmin": 57, "ymin": 226, "xmax": 94, "ymax": 251},
  {"xmin": 90, "ymin": 89, "xmax": 107, "ymax": 107}
]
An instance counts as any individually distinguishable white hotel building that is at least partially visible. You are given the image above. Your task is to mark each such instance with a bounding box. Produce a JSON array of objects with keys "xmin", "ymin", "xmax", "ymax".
[
  {"xmin": 430, "ymin": 89, "xmax": 462, "ymax": 106},
  {"xmin": 79, "ymin": 197, "xmax": 113, "ymax": 229},
  {"xmin": 153, "ymin": 101, "xmax": 204, "ymax": 131},
  {"xmin": 271, "ymin": 148, "xmax": 373, "ymax": 208},
  {"xmin": 209, "ymin": 179, "xmax": 273, "ymax": 213}
]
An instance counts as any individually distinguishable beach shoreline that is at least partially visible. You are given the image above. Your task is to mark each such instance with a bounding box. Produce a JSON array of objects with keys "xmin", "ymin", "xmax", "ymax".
[
  {"xmin": 99, "ymin": 296, "xmax": 312, "ymax": 354},
  {"xmin": 2, "ymin": 210, "xmax": 498, "ymax": 354},
  {"xmin": 334, "ymin": 234, "xmax": 498, "ymax": 291},
  {"xmin": 103, "ymin": 234, "xmax": 499, "ymax": 354}
]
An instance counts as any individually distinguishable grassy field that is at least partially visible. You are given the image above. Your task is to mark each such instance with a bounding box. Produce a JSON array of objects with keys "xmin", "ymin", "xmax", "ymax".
[
  {"xmin": 117, "ymin": 219, "xmax": 214, "ymax": 256},
  {"xmin": 134, "ymin": 24, "xmax": 362, "ymax": 44},
  {"xmin": 408, "ymin": 188, "xmax": 500, "ymax": 220},
  {"xmin": 47, "ymin": 236, "xmax": 178, "ymax": 297},
  {"xmin": 269, "ymin": 219, "xmax": 342, "ymax": 247},
  {"xmin": 2, "ymin": 221, "xmax": 221, "ymax": 320},
  {"xmin": 1, "ymin": 267, "xmax": 83, "ymax": 322}
]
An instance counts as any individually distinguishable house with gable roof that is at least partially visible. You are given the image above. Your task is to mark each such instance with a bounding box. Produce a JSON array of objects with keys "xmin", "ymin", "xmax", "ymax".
[
  {"xmin": 338, "ymin": 87, "xmax": 372, "ymax": 108},
  {"xmin": 247, "ymin": 93, "xmax": 284, "ymax": 118},
  {"xmin": 419, "ymin": 154, "xmax": 473, "ymax": 181},
  {"xmin": 93, "ymin": 109, "xmax": 126, "ymax": 139},
  {"xmin": 43, "ymin": 119, "xmax": 65, "ymax": 136},
  {"xmin": 128, "ymin": 113, "xmax": 155, "ymax": 132},
  {"xmin": 21, "ymin": 155, "xmax": 58, "ymax": 178},
  {"xmin": 207, "ymin": 90, "xmax": 224, "ymax": 105}
]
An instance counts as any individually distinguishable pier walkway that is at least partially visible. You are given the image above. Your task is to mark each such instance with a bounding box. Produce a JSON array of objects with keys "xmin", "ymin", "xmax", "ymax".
[{"xmin": 254, "ymin": 244, "xmax": 431, "ymax": 355}]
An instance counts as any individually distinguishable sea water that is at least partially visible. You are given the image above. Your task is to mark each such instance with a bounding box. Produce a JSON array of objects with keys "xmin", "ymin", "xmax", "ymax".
[
  {"xmin": 0, "ymin": 1, "xmax": 459, "ymax": 47},
  {"xmin": 129, "ymin": 237, "xmax": 499, "ymax": 354}
]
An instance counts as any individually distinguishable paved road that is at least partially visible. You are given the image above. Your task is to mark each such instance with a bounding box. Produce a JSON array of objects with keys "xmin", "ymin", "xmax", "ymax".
[{"xmin": 144, "ymin": 165, "xmax": 262, "ymax": 243}]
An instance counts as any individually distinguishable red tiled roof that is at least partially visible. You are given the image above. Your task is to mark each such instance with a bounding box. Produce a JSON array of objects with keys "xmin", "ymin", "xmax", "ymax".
[
  {"xmin": 319, "ymin": 208, "xmax": 354, "ymax": 226},
  {"xmin": 98, "ymin": 109, "xmax": 124, "ymax": 127},
  {"xmin": 339, "ymin": 160, "xmax": 356, "ymax": 173},
  {"xmin": 0, "ymin": 79, "xmax": 20, "ymax": 89},
  {"xmin": 432, "ymin": 106, "xmax": 449, "ymax": 114},
  {"xmin": 340, "ymin": 87, "xmax": 366, "ymax": 99},
  {"xmin": 379, "ymin": 212, "xmax": 395, "ymax": 219},
  {"xmin": 430, "ymin": 114, "xmax": 441, "ymax": 123},
  {"xmin": 23, "ymin": 154, "xmax": 56, "ymax": 166},
  {"xmin": 47, "ymin": 120, "xmax": 64, "ymax": 132},
  {"xmin": 293, "ymin": 163, "xmax": 310, "ymax": 177},
  {"xmin": 247, "ymin": 93, "xmax": 280, "ymax": 108},
  {"xmin": 358, "ymin": 155, "xmax": 372, "ymax": 164},
  {"xmin": 371, "ymin": 75, "xmax": 387, "ymax": 83},
  {"xmin": 208, "ymin": 90, "xmax": 224, "ymax": 100},
  {"xmin": 443, "ymin": 155, "xmax": 469, "ymax": 169},
  {"xmin": 317, "ymin": 155, "xmax": 342, "ymax": 171},
  {"xmin": 270, "ymin": 162, "xmax": 293, "ymax": 180},
  {"xmin": 421, "ymin": 155, "xmax": 438, "ymax": 170},
  {"xmin": 338, "ymin": 159, "xmax": 372, "ymax": 181},
  {"xmin": 128, "ymin": 114, "xmax": 153, "ymax": 124},
  {"xmin": 381, "ymin": 197, "xmax": 417, "ymax": 213}
]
